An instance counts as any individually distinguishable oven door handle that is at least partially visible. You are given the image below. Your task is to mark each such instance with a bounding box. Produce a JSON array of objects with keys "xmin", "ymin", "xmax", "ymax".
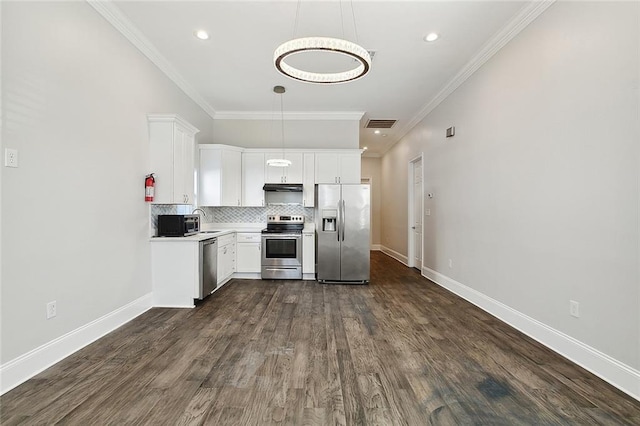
[{"xmin": 264, "ymin": 267, "xmax": 300, "ymax": 271}]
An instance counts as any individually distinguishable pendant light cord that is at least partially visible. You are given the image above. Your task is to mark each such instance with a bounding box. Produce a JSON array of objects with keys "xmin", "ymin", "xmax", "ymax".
[
  {"xmin": 339, "ymin": 0, "xmax": 345, "ymax": 39},
  {"xmin": 269, "ymin": 91, "xmax": 277, "ymax": 146},
  {"xmin": 293, "ymin": 0, "xmax": 301, "ymax": 39},
  {"xmin": 350, "ymin": 0, "xmax": 359, "ymax": 43},
  {"xmin": 280, "ymin": 92, "xmax": 285, "ymax": 157}
]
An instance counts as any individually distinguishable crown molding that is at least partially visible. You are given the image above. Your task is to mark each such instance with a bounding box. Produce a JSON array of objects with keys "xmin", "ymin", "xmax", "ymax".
[
  {"xmin": 214, "ymin": 111, "xmax": 365, "ymax": 121},
  {"xmin": 384, "ymin": 0, "xmax": 556, "ymax": 155},
  {"xmin": 86, "ymin": 0, "xmax": 217, "ymax": 119},
  {"xmin": 362, "ymin": 152, "xmax": 382, "ymax": 158}
]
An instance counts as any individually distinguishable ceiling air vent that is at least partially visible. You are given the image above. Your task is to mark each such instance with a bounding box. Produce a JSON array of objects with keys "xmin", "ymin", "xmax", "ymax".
[{"xmin": 366, "ymin": 119, "xmax": 396, "ymax": 129}]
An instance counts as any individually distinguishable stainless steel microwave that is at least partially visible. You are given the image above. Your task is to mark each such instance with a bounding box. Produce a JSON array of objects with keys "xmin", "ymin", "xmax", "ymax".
[{"xmin": 157, "ymin": 214, "xmax": 200, "ymax": 237}]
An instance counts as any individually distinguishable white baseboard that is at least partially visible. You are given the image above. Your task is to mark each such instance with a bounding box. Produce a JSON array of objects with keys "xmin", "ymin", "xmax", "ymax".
[
  {"xmin": 233, "ymin": 272, "xmax": 261, "ymax": 280},
  {"xmin": 371, "ymin": 244, "xmax": 382, "ymax": 251},
  {"xmin": 0, "ymin": 293, "xmax": 153, "ymax": 395},
  {"xmin": 380, "ymin": 245, "xmax": 408, "ymax": 265},
  {"xmin": 421, "ymin": 266, "xmax": 640, "ymax": 401}
]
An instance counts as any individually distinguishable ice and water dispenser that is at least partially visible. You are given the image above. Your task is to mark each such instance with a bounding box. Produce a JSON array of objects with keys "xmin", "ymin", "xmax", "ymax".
[{"xmin": 321, "ymin": 209, "xmax": 337, "ymax": 232}]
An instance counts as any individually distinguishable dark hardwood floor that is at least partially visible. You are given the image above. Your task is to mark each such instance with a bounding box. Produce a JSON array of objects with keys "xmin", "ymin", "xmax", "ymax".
[{"xmin": 3, "ymin": 251, "xmax": 640, "ymax": 425}]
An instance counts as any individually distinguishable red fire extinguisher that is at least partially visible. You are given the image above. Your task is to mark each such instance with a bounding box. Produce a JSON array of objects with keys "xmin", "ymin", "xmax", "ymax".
[{"xmin": 145, "ymin": 173, "xmax": 155, "ymax": 202}]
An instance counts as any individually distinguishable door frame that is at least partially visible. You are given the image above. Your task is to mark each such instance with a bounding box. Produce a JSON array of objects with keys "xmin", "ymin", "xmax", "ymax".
[
  {"xmin": 361, "ymin": 176, "xmax": 373, "ymax": 248},
  {"xmin": 407, "ymin": 154, "xmax": 424, "ymax": 270}
]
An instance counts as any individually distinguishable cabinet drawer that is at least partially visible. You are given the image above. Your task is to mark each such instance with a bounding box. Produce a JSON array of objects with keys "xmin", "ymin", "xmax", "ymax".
[
  {"xmin": 217, "ymin": 233, "xmax": 236, "ymax": 246},
  {"xmin": 237, "ymin": 233, "xmax": 261, "ymax": 243}
]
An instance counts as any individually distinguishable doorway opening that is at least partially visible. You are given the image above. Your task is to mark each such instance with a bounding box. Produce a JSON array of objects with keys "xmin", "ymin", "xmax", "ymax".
[
  {"xmin": 408, "ymin": 155, "xmax": 424, "ymax": 271},
  {"xmin": 361, "ymin": 177, "xmax": 373, "ymax": 248}
]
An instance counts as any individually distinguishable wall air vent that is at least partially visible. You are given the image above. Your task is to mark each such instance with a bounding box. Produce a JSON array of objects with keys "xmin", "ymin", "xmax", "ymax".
[{"xmin": 365, "ymin": 119, "xmax": 396, "ymax": 129}]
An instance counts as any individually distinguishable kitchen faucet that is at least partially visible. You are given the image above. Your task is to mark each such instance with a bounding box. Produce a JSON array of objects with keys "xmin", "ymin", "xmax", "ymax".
[{"xmin": 191, "ymin": 208, "xmax": 207, "ymax": 217}]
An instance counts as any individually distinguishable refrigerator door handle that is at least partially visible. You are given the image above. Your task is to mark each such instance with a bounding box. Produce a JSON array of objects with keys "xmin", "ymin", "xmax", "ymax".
[
  {"xmin": 341, "ymin": 199, "xmax": 346, "ymax": 241},
  {"xmin": 337, "ymin": 200, "xmax": 341, "ymax": 242}
]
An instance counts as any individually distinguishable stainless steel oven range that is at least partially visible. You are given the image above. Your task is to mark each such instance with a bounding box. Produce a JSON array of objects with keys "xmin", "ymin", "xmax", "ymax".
[{"xmin": 261, "ymin": 215, "xmax": 303, "ymax": 280}]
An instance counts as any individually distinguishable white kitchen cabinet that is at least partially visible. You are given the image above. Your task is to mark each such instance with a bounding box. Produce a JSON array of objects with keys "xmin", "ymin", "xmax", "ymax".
[
  {"xmin": 302, "ymin": 231, "xmax": 315, "ymax": 278},
  {"xmin": 217, "ymin": 233, "xmax": 236, "ymax": 286},
  {"xmin": 303, "ymin": 153, "xmax": 315, "ymax": 207},
  {"xmin": 315, "ymin": 151, "xmax": 361, "ymax": 184},
  {"xmin": 338, "ymin": 153, "xmax": 362, "ymax": 184},
  {"xmin": 236, "ymin": 232, "xmax": 261, "ymax": 273},
  {"xmin": 150, "ymin": 240, "xmax": 200, "ymax": 308},
  {"xmin": 242, "ymin": 152, "xmax": 265, "ymax": 206},
  {"xmin": 148, "ymin": 114, "xmax": 199, "ymax": 204},
  {"xmin": 265, "ymin": 152, "xmax": 303, "ymax": 183},
  {"xmin": 199, "ymin": 145, "xmax": 242, "ymax": 206}
]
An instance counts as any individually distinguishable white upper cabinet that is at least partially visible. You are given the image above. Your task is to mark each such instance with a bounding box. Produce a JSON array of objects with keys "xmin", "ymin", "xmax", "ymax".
[
  {"xmin": 242, "ymin": 152, "xmax": 265, "ymax": 206},
  {"xmin": 199, "ymin": 145, "xmax": 242, "ymax": 206},
  {"xmin": 303, "ymin": 153, "xmax": 315, "ymax": 207},
  {"xmin": 148, "ymin": 114, "xmax": 199, "ymax": 204},
  {"xmin": 338, "ymin": 153, "xmax": 362, "ymax": 184},
  {"xmin": 265, "ymin": 152, "xmax": 303, "ymax": 183},
  {"xmin": 315, "ymin": 153, "xmax": 339, "ymax": 184},
  {"xmin": 315, "ymin": 151, "xmax": 361, "ymax": 184}
]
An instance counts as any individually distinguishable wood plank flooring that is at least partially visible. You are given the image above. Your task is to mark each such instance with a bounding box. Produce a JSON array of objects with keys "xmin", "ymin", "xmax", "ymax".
[{"xmin": 3, "ymin": 251, "xmax": 640, "ymax": 425}]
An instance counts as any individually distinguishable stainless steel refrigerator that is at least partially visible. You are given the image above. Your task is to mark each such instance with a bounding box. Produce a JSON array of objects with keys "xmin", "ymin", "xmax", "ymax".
[{"xmin": 315, "ymin": 184, "xmax": 370, "ymax": 283}]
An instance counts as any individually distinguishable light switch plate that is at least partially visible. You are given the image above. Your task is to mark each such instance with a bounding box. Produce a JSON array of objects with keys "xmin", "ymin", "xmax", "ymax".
[{"xmin": 5, "ymin": 148, "xmax": 18, "ymax": 168}]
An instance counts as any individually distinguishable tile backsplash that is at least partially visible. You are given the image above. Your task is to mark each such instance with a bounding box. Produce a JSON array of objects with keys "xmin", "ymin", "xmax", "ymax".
[
  {"xmin": 200, "ymin": 205, "xmax": 314, "ymax": 224},
  {"xmin": 150, "ymin": 204, "xmax": 314, "ymax": 234}
]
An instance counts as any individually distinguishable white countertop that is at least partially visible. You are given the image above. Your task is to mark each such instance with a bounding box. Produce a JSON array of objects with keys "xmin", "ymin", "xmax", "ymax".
[
  {"xmin": 150, "ymin": 222, "xmax": 315, "ymax": 242},
  {"xmin": 150, "ymin": 229, "xmax": 234, "ymax": 242}
]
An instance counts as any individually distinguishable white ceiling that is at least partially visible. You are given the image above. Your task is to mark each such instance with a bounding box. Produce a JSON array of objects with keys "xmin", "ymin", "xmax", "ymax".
[{"xmin": 109, "ymin": 0, "xmax": 531, "ymax": 155}]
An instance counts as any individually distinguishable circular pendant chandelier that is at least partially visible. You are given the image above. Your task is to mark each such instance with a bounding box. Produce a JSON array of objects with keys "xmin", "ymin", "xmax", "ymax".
[{"xmin": 274, "ymin": 37, "xmax": 371, "ymax": 84}]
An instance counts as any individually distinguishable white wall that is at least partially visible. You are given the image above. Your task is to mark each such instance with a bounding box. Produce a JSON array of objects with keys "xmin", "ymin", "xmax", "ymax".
[
  {"xmin": 381, "ymin": 0, "xmax": 639, "ymax": 371},
  {"xmin": 212, "ymin": 118, "xmax": 359, "ymax": 149},
  {"xmin": 1, "ymin": 2, "xmax": 213, "ymax": 363},
  {"xmin": 361, "ymin": 157, "xmax": 381, "ymax": 247}
]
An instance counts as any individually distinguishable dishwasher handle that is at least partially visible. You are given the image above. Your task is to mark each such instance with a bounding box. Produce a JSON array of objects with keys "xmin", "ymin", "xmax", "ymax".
[{"xmin": 202, "ymin": 237, "xmax": 217, "ymax": 246}]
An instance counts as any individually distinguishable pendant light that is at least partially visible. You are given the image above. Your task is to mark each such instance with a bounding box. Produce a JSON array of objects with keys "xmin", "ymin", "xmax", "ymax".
[
  {"xmin": 274, "ymin": 1, "xmax": 371, "ymax": 84},
  {"xmin": 266, "ymin": 85, "xmax": 291, "ymax": 168}
]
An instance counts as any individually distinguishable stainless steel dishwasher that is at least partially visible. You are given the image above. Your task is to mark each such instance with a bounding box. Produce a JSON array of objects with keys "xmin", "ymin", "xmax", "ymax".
[{"xmin": 199, "ymin": 237, "xmax": 217, "ymax": 299}]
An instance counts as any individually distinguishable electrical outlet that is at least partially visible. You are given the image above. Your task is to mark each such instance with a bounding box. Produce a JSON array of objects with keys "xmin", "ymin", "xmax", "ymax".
[
  {"xmin": 425, "ymin": 209, "xmax": 431, "ymax": 216},
  {"xmin": 5, "ymin": 148, "xmax": 18, "ymax": 168},
  {"xmin": 569, "ymin": 300, "xmax": 580, "ymax": 318},
  {"xmin": 46, "ymin": 301, "xmax": 57, "ymax": 319},
  {"xmin": 448, "ymin": 259, "xmax": 453, "ymax": 268}
]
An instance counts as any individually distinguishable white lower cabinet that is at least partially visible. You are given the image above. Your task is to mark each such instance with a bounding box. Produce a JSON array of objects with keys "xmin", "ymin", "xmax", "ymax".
[
  {"xmin": 302, "ymin": 231, "xmax": 315, "ymax": 277},
  {"xmin": 236, "ymin": 233, "xmax": 261, "ymax": 273},
  {"xmin": 151, "ymin": 240, "xmax": 200, "ymax": 308},
  {"xmin": 217, "ymin": 233, "xmax": 236, "ymax": 286}
]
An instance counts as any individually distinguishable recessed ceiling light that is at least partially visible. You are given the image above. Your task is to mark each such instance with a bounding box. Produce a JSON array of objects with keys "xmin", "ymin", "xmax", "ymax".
[
  {"xmin": 424, "ymin": 33, "xmax": 439, "ymax": 42},
  {"xmin": 194, "ymin": 30, "xmax": 210, "ymax": 40},
  {"xmin": 382, "ymin": 134, "xmax": 388, "ymax": 137},
  {"xmin": 374, "ymin": 130, "xmax": 381, "ymax": 134}
]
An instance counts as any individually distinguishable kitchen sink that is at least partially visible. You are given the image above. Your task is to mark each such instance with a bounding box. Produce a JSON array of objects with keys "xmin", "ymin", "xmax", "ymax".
[{"xmin": 200, "ymin": 230, "xmax": 225, "ymax": 234}]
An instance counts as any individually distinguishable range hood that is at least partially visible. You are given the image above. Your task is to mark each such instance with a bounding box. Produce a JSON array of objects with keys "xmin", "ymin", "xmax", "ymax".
[{"xmin": 263, "ymin": 183, "xmax": 303, "ymax": 192}]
